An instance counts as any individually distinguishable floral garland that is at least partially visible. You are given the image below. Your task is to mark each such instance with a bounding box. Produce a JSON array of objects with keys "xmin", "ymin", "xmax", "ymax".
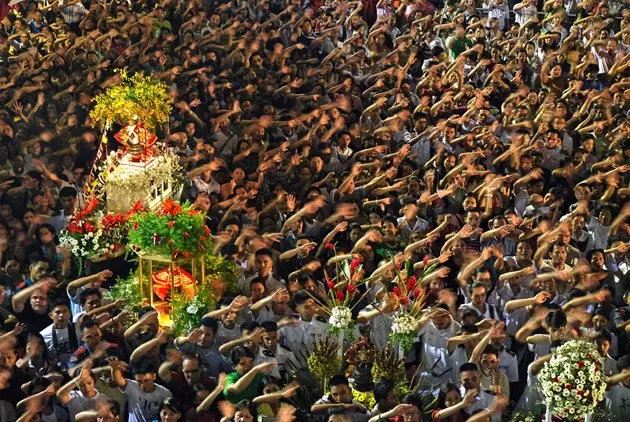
[
  {"xmin": 538, "ymin": 340, "xmax": 607, "ymax": 419},
  {"xmin": 170, "ymin": 284, "xmax": 218, "ymax": 336},
  {"xmin": 90, "ymin": 70, "xmax": 171, "ymax": 131},
  {"xmin": 127, "ymin": 199, "xmax": 213, "ymax": 259}
]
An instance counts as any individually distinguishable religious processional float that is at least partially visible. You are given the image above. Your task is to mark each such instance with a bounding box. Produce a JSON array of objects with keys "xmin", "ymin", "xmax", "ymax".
[{"xmin": 59, "ymin": 70, "xmax": 239, "ymax": 333}]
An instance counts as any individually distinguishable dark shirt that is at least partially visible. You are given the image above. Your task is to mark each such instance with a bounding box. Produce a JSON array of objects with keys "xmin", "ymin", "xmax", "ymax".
[{"xmin": 17, "ymin": 301, "xmax": 53, "ymax": 333}]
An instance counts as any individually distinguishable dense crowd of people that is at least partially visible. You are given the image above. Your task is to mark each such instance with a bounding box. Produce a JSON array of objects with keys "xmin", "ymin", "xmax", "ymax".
[{"xmin": 0, "ymin": 0, "xmax": 630, "ymax": 421}]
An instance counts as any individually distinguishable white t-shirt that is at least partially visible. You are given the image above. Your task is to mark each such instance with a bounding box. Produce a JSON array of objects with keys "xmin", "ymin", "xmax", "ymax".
[
  {"xmin": 123, "ymin": 380, "xmax": 172, "ymax": 422},
  {"xmin": 66, "ymin": 390, "xmax": 109, "ymax": 422}
]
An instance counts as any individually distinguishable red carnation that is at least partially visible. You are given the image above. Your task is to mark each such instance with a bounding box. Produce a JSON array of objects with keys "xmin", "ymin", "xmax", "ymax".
[
  {"xmin": 326, "ymin": 243, "xmax": 335, "ymax": 250},
  {"xmin": 566, "ymin": 384, "xmax": 572, "ymax": 391},
  {"xmin": 84, "ymin": 222, "xmax": 95, "ymax": 232},
  {"xmin": 347, "ymin": 284, "xmax": 356, "ymax": 294},
  {"xmin": 407, "ymin": 275, "xmax": 417, "ymax": 292},
  {"xmin": 578, "ymin": 361, "xmax": 584, "ymax": 368},
  {"xmin": 327, "ymin": 280, "xmax": 334, "ymax": 289},
  {"xmin": 553, "ymin": 378, "xmax": 559, "ymax": 383},
  {"xmin": 133, "ymin": 222, "xmax": 139, "ymax": 230},
  {"xmin": 168, "ymin": 220, "xmax": 175, "ymax": 228},
  {"xmin": 577, "ymin": 390, "xmax": 583, "ymax": 396},
  {"xmin": 336, "ymin": 290, "xmax": 345, "ymax": 301}
]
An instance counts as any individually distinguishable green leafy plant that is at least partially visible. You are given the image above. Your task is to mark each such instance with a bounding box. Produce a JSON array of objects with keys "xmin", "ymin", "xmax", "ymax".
[
  {"xmin": 127, "ymin": 200, "xmax": 213, "ymax": 259},
  {"xmin": 204, "ymin": 254, "xmax": 240, "ymax": 294},
  {"xmin": 170, "ymin": 284, "xmax": 218, "ymax": 336},
  {"xmin": 103, "ymin": 270, "xmax": 146, "ymax": 312}
]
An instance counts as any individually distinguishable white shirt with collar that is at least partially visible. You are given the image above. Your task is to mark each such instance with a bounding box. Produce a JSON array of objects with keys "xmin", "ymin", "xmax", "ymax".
[{"xmin": 279, "ymin": 316, "xmax": 328, "ymax": 353}]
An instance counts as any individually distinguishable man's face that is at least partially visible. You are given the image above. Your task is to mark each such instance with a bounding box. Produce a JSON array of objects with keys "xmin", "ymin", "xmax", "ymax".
[
  {"xmin": 30, "ymin": 261, "xmax": 48, "ymax": 282},
  {"xmin": 134, "ymin": 373, "xmax": 156, "ymax": 393},
  {"xmin": 0, "ymin": 348, "xmax": 17, "ymax": 369},
  {"xmin": 471, "ymin": 287, "xmax": 486, "ymax": 307},
  {"xmin": 296, "ymin": 298, "xmax": 317, "ymax": 319},
  {"xmin": 465, "ymin": 212, "xmax": 480, "ymax": 228},
  {"xmin": 82, "ymin": 326, "xmax": 102, "ymax": 349},
  {"xmin": 255, "ymin": 254, "xmax": 273, "ymax": 276},
  {"xmin": 460, "ymin": 370, "xmax": 480, "ymax": 390},
  {"xmin": 551, "ymin": 245, "xmax": 567, "ymax": 265},
  {"xmin": 432, "ymin": 314, "xmax": 451, "ymax": 330},
  {"xmin": 198, "ymin": 325, "xmax": 215, "ymax": 348},
  {"xmin": 60, "ymin": 195, "xmax": 76, "ymax": 212},
  {"xmin": 182, "ymin": 358, "xmax": 202, "ymax": 384},
  {"xmin": 383, "ymin": 388, "xmax": 399, "ymax": 411},
  {"xmin": 50, "ymin": 305, "xmax": 70, "ymax": 328},
  {"xmin": 330, "ymin": 384, "xmax": 352, "ymax": 404},
  {"xmin": 262, "ymin": 330, "xmax": 278, "ymax": 350},
  {"xmin": 30, "ymin": 289, "xmax": 48, "ymax": 313},
  {"xmin": 474, "ymin": 271, "xmax": 492, "ymax": 290},
  {"xmin": 194, "ymin": 194, "xmax": 211, "ymax": 212},
  {"xmin": 382, "ymin": 221, "xmax": 397, "ymax": 238},
  {"xmin": 83, "ymin": 294, "xmax": 102, "ymax": 312}
]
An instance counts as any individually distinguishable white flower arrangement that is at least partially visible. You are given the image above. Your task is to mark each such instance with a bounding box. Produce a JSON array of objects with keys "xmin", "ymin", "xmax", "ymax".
[
  {"xmin": 391, "ymin": 314, "xmax": 417, "ymax": 334},
  {"xmin": 389, "ymin": 313, "xmax": 419, "ymax": 356},
  {"xmin": 538, "ymin": 340, "xmax": 607, "ymax": 419},
  {"xmin": 329, "ymin": 306, "xmax": 352, "ymax": 329}
]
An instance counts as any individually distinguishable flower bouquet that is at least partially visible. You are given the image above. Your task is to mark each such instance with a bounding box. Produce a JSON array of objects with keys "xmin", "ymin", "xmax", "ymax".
[
  {"xmin": 538, "ymin": 340, "xmax": 607, "ymax": 421},
  {"xmin": 311, "ymin": 249, "xmax": 378, "ymax": 356},
  {"xmin": 127, "ymin": 199, "xmax": 213, "ymax": 260},
  {"xmin": 59, "ymin": 197, "xmax": 129, "ymax": 261},
  {"xmin": 388, "ymin": 258, "xmax": 429, "ymax": 357}
]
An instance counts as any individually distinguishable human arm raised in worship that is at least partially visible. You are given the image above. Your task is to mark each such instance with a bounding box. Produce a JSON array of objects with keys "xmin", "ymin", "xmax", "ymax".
[
  {"xmin": 12, "ymin": 279, "xmax": 56, "ymax": 313},
  {"xmin": 129, "ymin": 329, "xmax": 171, "ymax": 362},
  {"xmin": 57, "ymin": 359, "xmax": 94, "ymax": 404},
  {"xmin": 219, "ymin": 327, "xmax": 265, "ymax": 357},
  {"xmin": 225, "ymin": 360, "xmax": 277, "ymax": 397},
  {"xmin": 66, "ymin": 270, "xmax": 113, "ymax": 297}
]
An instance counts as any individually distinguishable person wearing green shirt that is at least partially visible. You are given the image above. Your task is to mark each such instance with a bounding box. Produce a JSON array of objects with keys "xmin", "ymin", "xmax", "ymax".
[
  {"xmin": 224, "ymin": 346, "xmax": 276, "ymax": 404},
  {"xmin": 450, "ymin": 25, "xmax": 474, "ymax": 59}
]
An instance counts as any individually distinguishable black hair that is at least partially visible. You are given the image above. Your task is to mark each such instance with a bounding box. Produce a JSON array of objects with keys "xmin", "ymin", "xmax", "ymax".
[
  {"xmin": 241, "ymin": 321, "xmax": 260, "ymax": 334},
  {"xmin": 59, "ymin": 186, "xmax": 78, "ymax": 198},
  {"xmin": 260, "ymin": 320, "xmax": 278, "ymax": 332},
  {"xmin": 138, "ymin": 306, "xmax": 156, "ymax": 319},
  {"xmin": 230, "ymin": 346, "xmax": 255, "ymax": 366},
  {"xmin": 586, "ymin": 248, "xmax": 605, "ymax": 262},
  {"xmin": 235, "ymin": 400, "xmax": 258, "ymax": 419},
  {"xmin": 255, "ymin": 248, "xmax": 273, "ymax": 259},
  {"xmin": 545, "ymin": 310, "xmax": 567, "ymax": 330},
  {"xmin": 292, "ymin": 290, "xmax": 312, "ymax": 307},
  {"xmin": 329, "ymin": 374, "xmax": 350, "ymax": 387},
  {"xmin": 49, "ymin": 297, "xmax": 71, "ymax": 312},
  {"xmin": 80, "ymin": 317, "xmax": 100, "ymax": 331},
  {"xmin": 459, "ymin": 362, "xmax": 479, "ymax": 373},
  {"xmin": 131, "ymin": 357, "xmax": 156, "ymax": 376},
  {"xmin": 79, "ymin": 287, "xmax": 101, "ymax": 306},
  {"xmin": 200, "ymin": 317, "xmax": 219, "ymax": 334},
  {"xmin": 482, "ymin": 344, "xmax": 500, "ymax": 358},
  {"xmin": 159, "ymin": 398, "xmax": 182, "ymax": 415},
  {"xmin": 373, "ymin": 380, "xmax": 396, "ymax": 403}
]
